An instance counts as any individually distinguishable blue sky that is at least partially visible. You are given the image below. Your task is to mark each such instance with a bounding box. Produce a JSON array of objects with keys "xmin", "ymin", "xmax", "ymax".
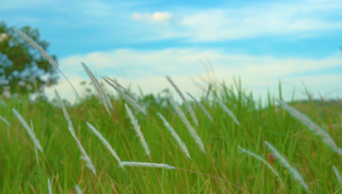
[{"xmin": 1, "ymin": 0, "xmax": 342, "ymax": 106}]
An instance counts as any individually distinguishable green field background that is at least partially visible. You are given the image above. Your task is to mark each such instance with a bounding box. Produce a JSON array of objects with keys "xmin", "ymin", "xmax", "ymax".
[{"xmin": 0, "ymin": 79, "xmax": 341, "ymax": 194}]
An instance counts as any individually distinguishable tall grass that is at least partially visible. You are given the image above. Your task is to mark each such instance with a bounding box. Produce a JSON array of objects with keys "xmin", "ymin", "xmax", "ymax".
[
  {"xmin": 1, "ymin": 80, "xmax": 342, "ymax": 193},
  {"xmin": 1, "ymin": 29, "xmax": 341, "ymax": 193}
]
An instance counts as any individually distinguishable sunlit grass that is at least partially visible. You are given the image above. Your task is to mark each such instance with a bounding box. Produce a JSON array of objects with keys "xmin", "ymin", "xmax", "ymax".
[{"xmin": 0, "ymin": 78, "xmax": 341, "ymax": 193}]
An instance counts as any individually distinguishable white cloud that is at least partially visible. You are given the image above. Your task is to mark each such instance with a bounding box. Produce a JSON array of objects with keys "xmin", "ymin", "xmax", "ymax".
[
  {"xmin": 55, "ymin": 48, "xmax": 342, "ymax": 106},
  {"xmin": 130, "ymin": 0, "xmax": 342, "ymax": 42},
  {"xmin": 132, "ymin": 12, "xmax": 174, "ymax": 24}
]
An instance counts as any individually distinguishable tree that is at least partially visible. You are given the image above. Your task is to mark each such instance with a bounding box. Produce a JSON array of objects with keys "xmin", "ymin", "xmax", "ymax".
[{"xmin": 0, "ymin": 21, "xmax": 59, "ymax": 98}]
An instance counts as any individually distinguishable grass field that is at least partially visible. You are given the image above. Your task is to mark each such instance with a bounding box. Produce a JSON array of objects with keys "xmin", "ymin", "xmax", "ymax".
[
  {"xmin": 1, "ymin": 76, "xmax": 342, "ymax": 193},
  {"xmin": 1, "ymin": 29, "xmax": 342, "ymax": 193}
]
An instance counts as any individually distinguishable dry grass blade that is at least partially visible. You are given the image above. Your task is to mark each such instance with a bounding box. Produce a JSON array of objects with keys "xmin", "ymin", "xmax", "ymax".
[
  {"xmin": 213, "ymin": 95, "xmax": 240, "ymax": 126},
  {"xmin": 276, "ymin": 99, "xmax": 342, "ymax": 155},
  {"xmin": 166, "ymin": 76, "xmax": 198, "ymax": 126},
  {"xmin": 75, "ymin": 184, "xmax": 83, "ymax": 194},
  {"xmin": 82, "ymin": 63, "xmax": 113, "ymax": 115},
  {"xmin": 333, "ymin": 166, "xmax": 342, "ymax": 187},
  {"xmin": 186, "ymin": 92, "xmax": 213, "ymax": 123},
  {"xmin": 12, "ymin": 109, "xmax": 43, "ymax": 153},
  {"xmin": 0, "ymin": 115, "xmax": 10, "ymax": 126},
  {"xmin": 125, "ymin": 104, "xmax": 150, "ymax": 157},
  {"xmin": 86, "ymin": 122, "xmax": 124, "ymax": 169},
  {"xmin": 265, "ymin": 141, "xmax": 309, "ymax": 192},
  {"xmin": 238, "ymin": 146, "xmax": 285, "ymax": 190},
  {"xmin": 157, "ymin": 112, "xmax": 191, "ymax": 159},
  {"xmin": 104, "ymin": 77, "xmax": 146, "ymax": 115},
  {"xmin": 170, "ymin": 99, "xmax": 206, "ymax": 153},
  {"xmin": 55, "ymin": 90, "xmax": 97, "ymax": 175},
  {"xmin": 122, "ymin": 161, "xmax": 175, "ymax": 169}
]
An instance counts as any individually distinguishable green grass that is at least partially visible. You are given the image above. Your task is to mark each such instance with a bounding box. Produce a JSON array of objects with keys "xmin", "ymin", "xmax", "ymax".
[{"xmin": 0, "ymin": 78, "xmax": 342, "ymax": 193}]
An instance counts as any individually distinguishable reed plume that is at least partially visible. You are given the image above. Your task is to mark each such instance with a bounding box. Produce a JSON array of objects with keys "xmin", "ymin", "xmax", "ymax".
[
  {"xmin": 157, "ymin": 112, "xmax": 191, "ymax": 159},
  {"xmin": 186, "ymin": 92, "xmax": 213, "ymax": 123},
  {"xmin": 0, "ymin": 115, "xmax": 10, "ymax": 126},
  {"xmin": 82, "ymin": 63, "xmax": 113, "ymax": 115},
  {"xmin": 265, "ymin": 141, "xmax": 309, "ymax": 192},
  {"xmin": 86, "ymin": 122, "xmax": 124, "ymax": 169},
  {"xmin": 333, "ymin": 166, "xmax": 342, "ymax": 187},
  {"xmin": 75, "ymin": 184, "xmax": 83, "ymax": 194},
  {"xmin": 276, "ymin": 99, "xmax": 342, "ymax": 155},
  {"xmin": 238, "ymin": 146, "xmax": 285, "ymax": 189},
  {"xmin": 166, "ymin": 76, "xmax": 198, "ymax": 126},
  {"xmin": 55, "ymin": 90, "xmax": 96, "ymax": 175},
  {"xmin": 12, "ymin": 28, "xmax": 58, "ymax": 69},
  {"xmin": 48, "ymin": 178, "xmax": 52, "ymax": 194},
  {"xmin": 170, "ymin": 99, "xmax": 205, "ymax": 153},
  {"xmin": 122, "ymin": 161, "xmax": 175, "ymax": 169},
  {"xmin": 12, "ymin": 109, "xmax": 43, "ymax": 153},
  {"xmin": 108, "ymin": 77, "xmax": 136, "ymax": 101},
  {"xmin": 213, "ymin": 95, "xmax": 240, "ymax": 126},
  {"xmin": 104, "ymin": 77, "xmax": 146, "ymax": 115},
  {"xmin": 125, "ymin": 104, "xmax": 150, "ymax": 157}
]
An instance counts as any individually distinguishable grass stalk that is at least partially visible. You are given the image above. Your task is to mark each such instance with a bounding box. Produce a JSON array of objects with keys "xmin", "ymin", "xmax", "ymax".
[
  {"xmin": 55, "ymin": 90, "xmax": 97, "ymax": 175},
  {"xmin": 265, "ymin": 141, "xmax": 309, "ymax": 192},
  {"xmin": 333, "ymin": 166, "xmax": 342, "ymax": 187},
  {"xmin": 170, "ymin": 99, "xmax": 205, "ymax": 153},
  {"xmin": 167, "ymin": 76, "xmax": 198, "ymax": 126},
  {"xmin": 213, "ymin": 95, "xmax": 240, "ymax": 126},
  {"xmin": 276, "ymin": 99, "xmax": 342, "ymax": 155},
  {"xmin": 238, "ymin": 146, "xmax": 286, "ymax": 190},
  {"xmin": 86, "ymin": 122, "xmax": 124, "ymax": 169},
  {"xmin": 125, "ymin": 104, "xmax": 150, "ymax": 157},
  {"xmin": 187, "ymin": 92, "xmax": 214, "ymax": 123},
  {"xmin": 104, "ymin": 77, "xmax": 146, "ymax": 115},
  {"xmin": 157, "ymin": 112, "xmax": 191, "ymax": 159},
  {"xmin": 82, "ymin": 63, "xmax": 113, "ymax": 115},
  {"xmin": 12, "ymin": 109, "xmax": 43, "ymax": 153},
  {"xmin": 122, "ymin": 161, "xmax": 175, "ymax": 169}
]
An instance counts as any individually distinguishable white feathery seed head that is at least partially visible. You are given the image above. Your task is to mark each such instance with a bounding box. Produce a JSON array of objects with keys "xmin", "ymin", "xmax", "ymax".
[
  {"xmin": 121, "ymin": 161, "xmax": 175, "ymax": 169},
  {"xmin": 170, "ymin": 99, "xmax": 206, "ymax": 153},
  {"xmin": 265, "ymin": 141, "xmax": 309, "ymax": 192},
  {"xmin": 157, "ymin": 112, "xmax": 191, "ymax": 159},
  {"xmin": 125, "ymin": 104, "xmax": 150, "ymax": 157},
  {"xmin": 12, "ymin": 109, "xmax": 43, "ymax": 153}
]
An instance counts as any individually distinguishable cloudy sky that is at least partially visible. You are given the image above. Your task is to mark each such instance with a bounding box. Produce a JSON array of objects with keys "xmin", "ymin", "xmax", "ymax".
[{"xmin": 1, "ymin": 0, "xmax": 342, "ymax": 107}]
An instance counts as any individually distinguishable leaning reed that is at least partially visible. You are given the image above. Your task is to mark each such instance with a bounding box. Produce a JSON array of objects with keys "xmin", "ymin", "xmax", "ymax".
[
  {"xmin": 121, "ymin": 161, "xmax": 175, "ymax": 169},
  {"xmin": 86, "ymin": 122, "xmax": 124, "ymax": 169},
  {"xmin": 186, "ymin": 92, "xmax": 214, "ymax": 123},
  {"xmin": 0, "ymin": 115, "xmax": 10, "ymax": 126},
  {"xmin": 238, "ymin": 146, "xmax": 285, "ymax": 189},
  {"xmin": 47, "ymin": 178, "xmax": 52, "ymax": 194},
  {"xmin": 55, "ymin": 90, "xmax": 97, "ymax": 175},
  {"xmin": 213, "ymin": 95, "xmax": 240, "ymax": 126},
  {"xmin": 276, "ymin": 99, "xmax": 342, "ymax": 155},
  {"xmin": 75, "ymin": 184, "xmax": 83, "ymax": 194},
  {"xmin": 12, "ymin": 109, "xmax": 43, "ymax": 153},
  {"xmin": 333, "ymin": 166, "xmax": 342, "ymax": 187},
  {"xmin": 170, "ymin": 99, "xmax": 205, "ymax": 153},
  {"xmin": 167, "ymin": 76, "xmax": 198, "ymax": 126},
  {"xmin": 265, "ymin": 141, "xmax": 309, "ymax": 192},
  {"xmin": 157, "ymin": 112, "xmax": 191, "ymax": 159},
  {"xmin": 82, "ymin": 63, "xmax": 113, "ymax": 115},
  {"xmin": 125, "ymin": 104, "xmax": 150, "ymax": 157},
  {"xmin": 104, "ymin": 77, "xmax": 146, "ymax": 115}
]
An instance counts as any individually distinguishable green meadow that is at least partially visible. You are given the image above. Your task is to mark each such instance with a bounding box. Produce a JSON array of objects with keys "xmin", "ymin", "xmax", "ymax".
[{"xmin": 1, "ymin": 75, "xmax": 342, "ymax": 193}]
